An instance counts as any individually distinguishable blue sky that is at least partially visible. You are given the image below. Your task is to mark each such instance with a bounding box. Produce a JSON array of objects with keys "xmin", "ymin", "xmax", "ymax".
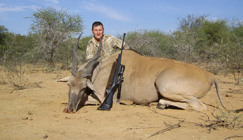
[{"xmin": 0, "ymin": 0, "xmax": 242, "ymax": 37}]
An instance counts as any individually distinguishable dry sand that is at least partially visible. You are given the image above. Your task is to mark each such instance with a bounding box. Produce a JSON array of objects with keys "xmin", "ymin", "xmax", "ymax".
[{"xmin": 0, "ymin": 67, "xmax": 242, "ymax": 140}]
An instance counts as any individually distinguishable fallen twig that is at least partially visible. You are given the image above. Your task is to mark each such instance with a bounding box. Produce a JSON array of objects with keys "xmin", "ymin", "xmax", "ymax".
[
  {"xmin": 148, "ymin": 120, "xmax": 184, "ymax": 138},
  {"xmin": 127, "ymin": 126, "xmax": 160, "ymax": 130},
  {"xmin": 234, "ymin": 108, "xmax": 243, "ymax": 113},
  {"xmin": 224, "ymin": 134, "xmax": 243, "ymax": 140}
]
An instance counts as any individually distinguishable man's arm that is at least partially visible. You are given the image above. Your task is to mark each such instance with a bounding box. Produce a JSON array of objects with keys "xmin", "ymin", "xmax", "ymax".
[{"xmin": 109, "ymin": 35, "xmax": 129, "ymax": 49}]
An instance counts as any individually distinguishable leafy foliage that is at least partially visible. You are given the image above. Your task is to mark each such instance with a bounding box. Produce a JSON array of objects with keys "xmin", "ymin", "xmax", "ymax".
[
  {"xmin": 125, "ymin": 30, "xmax": 173, "ymax": 57},
  {"xmin": 30, "ymin": 7, "xmax": 83, "ymax": 66}
]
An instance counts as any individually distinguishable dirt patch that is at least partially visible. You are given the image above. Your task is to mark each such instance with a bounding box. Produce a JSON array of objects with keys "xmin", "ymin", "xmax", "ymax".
[{"xmin": 0, "ymin": 67, "xmax": 242, "ymax": 140}]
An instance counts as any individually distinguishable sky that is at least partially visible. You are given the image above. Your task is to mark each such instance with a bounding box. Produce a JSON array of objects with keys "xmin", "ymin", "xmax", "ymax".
[{"xmin": 0, "ymin": 0, "xmax": 242, "ymax": 37}]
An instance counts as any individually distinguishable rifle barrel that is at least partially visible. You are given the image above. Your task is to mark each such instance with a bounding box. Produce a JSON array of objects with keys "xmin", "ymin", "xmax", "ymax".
[{"xmin": 98, "ymin": 33, "xmax": 126, "ymax": 111}]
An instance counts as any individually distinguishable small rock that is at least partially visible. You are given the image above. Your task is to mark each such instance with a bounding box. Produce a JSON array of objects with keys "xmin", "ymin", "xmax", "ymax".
[
  {"xmin": 43, "ymin": 134, "xmax": 48, "ymax": 139},
  {"xmin": 225, "ymin": 94, "xmax": 233, "ymax": 97},
  {"xmin": 22, "ymin": 117, "xmax": 28, "ymax": 120}
]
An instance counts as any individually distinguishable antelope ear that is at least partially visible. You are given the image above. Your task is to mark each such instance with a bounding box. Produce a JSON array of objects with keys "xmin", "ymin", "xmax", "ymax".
[
  {"xmin": 86, "ymin": 79, "xmax": 103, "ymax": 103},
  {"xmin": 86, "ymin": 79, "xmax": 95, "ymax": 91},
  {"xmin": 57, "ymin": 76, "xmax": 70, "ymax": 82}
]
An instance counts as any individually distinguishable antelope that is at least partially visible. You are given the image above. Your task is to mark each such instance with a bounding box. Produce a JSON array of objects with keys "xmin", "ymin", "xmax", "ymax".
[{"xmin": 63, "ymin": 35, "xmax": 226, "ymax": 113}]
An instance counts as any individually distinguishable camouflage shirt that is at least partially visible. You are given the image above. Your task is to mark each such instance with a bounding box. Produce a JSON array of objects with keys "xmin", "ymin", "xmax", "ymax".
[{"xmin": 86, "ymin": 35, "xmax": 129, "ymax": 61}]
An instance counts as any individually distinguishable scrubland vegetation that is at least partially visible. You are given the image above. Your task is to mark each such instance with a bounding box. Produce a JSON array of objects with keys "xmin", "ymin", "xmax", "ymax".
[{"xmin": 0, "ymin": 7, "xmax": 242, "ymax": 84}]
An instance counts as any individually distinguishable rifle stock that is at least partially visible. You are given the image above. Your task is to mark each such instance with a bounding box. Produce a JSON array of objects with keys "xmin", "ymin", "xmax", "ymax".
[{"xmin": 98, "ymin": 33, "xmax": 126, "ymax": 110}]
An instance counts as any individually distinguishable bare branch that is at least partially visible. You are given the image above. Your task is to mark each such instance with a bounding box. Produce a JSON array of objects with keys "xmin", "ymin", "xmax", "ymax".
[
  {"xmin": 224, "ymin": 134, "xmax": 243, "ymax": 140},
  {"xmin": 148, "ymin": 120, "xmax": 183, "ymax": 138}
]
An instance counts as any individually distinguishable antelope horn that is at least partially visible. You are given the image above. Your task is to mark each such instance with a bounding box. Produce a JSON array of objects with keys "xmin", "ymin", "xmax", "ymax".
[
  {"xmin": 71, "ymin": 33, "xmax": 83, "ymax": 77},
  {"xmin": 82, "ymin": 38, "xmax": 102, "ymax": 78}
]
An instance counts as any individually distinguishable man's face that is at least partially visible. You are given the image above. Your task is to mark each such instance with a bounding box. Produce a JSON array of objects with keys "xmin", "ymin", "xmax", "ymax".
[{"xmin": 92, "ymin": 25, "xmax": 104, "ymax": 41}]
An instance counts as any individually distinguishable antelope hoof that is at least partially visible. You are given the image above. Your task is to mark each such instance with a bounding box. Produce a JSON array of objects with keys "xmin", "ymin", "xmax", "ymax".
[{"xmin": 157, "ymin": 103, "xmax": 168, "ymax": 110}]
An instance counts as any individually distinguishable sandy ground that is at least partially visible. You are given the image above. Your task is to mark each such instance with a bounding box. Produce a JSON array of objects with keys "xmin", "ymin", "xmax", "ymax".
[{"xmin": 0, "ymin": 66, "xmax": 242, "ymax": 140}]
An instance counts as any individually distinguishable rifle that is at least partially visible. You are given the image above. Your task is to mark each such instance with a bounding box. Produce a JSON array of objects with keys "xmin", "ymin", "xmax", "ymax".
[{"xmin": 98, "ymin": 33, "xmax": 126, "ymax": 110}]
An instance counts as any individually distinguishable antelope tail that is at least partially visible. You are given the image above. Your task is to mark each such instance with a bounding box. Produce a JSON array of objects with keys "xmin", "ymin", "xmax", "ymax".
[{"xmin": 214, "ymin": 80, "xmax": 227, "ymax": 110}]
